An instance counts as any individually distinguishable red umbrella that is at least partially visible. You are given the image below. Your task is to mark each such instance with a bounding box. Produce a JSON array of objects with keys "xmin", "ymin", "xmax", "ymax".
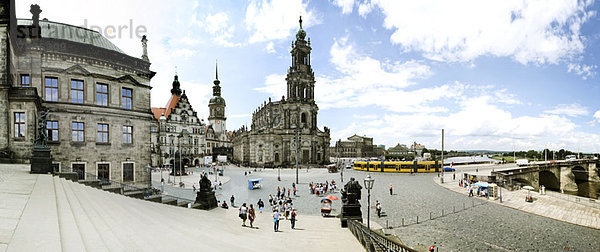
[{"xmin": 325, "ymin": 195, "xmax": 339, "ymax": 200}]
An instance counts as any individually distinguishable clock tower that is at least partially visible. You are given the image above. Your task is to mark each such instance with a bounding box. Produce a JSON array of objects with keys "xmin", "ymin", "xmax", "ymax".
[{"xmin": 208, "ymin": 62, "xmax": 227, "ymax": 135}]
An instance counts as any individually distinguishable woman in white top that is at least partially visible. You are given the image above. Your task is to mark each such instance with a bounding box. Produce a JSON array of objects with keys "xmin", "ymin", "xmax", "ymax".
[{"xmin": 239, "ymin": 203, "xmax": 248, "ymax": 226}]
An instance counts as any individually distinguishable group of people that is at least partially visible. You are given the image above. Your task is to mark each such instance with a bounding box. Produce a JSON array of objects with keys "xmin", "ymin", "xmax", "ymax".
[
  {"xmin": 238, "ymin": 203, "xmax": 257, "ymax": 228},
  {"xmin": 309, "ymin": 180, "xmax": 336, "ymax": 196}
]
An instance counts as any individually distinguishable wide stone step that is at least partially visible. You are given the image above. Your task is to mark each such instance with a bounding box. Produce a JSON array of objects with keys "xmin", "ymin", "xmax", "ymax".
[
  {"xmin": 63, "ymin": 178, "xmax": 127, "ymax": 251},
  {"xmin": 60, "ymin": 177, "xmax": 107, "ymax": 251},
  {"xmin": 7, "ymin": 175, "xmax": 61, "ymax": 252},
  {"xmin": 53, "ymin": 176, "xmax": 85, "ymax": 252},
  {"xmin": 123, "ymin": 189, "xmax": 145, "ymax": 199}
]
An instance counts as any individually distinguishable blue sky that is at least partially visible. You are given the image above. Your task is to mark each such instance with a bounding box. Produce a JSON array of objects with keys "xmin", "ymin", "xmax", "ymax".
[{"xmin": 19, "ymin": 0, "xmax": 600, "ymax": 152}]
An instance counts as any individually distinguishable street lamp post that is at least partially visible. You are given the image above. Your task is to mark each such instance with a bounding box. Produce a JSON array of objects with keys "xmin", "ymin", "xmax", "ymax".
[{"xmin": 364, "ymin": 174, "xmax": 375, "ymax": 231}]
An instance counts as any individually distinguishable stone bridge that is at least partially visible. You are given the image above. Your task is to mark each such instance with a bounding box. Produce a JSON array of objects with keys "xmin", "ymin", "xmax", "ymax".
[{"xmin": 491, "ymin": 160, "xmax": 600, "ymax": 192}]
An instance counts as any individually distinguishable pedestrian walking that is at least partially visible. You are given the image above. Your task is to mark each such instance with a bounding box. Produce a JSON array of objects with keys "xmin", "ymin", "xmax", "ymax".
[
  {"xmin": 376, "ymin": 200, "xmax": 382, "ymax": 218},
  {"xmin": 192, "ymin": 184, "xmax": 196, "ymax": 192},
  {"xmin": 230, "ymin": 195, "xmax": 235, "ymax": 207},
  {"xmin": 290, "ymin": 209, "xmax": 297, "ymax": 229},
  {"xmin": 389, "ymin": 184, "xmax": 393, "ymax": 195},
  {"xmin": 273, "ymin": 209, "xmax": 280, "ymax": 232},
  {"xmin": 248, "ymin": 204, "xmax": 256, "ymax": 228},
  {"xmin": 453, "ymin": 172, "xmax": 456, "ymax": 180},
  {"xmin": 239, "ymin": 203, "xmax": 248, "ymax": 226},
  {"xmin": 268, "ymin": 194, "xmax": 273, "ymax": 206},
  {"xmin": 257, "ymin": 199, "xmax": 265, "ymax": 213}
]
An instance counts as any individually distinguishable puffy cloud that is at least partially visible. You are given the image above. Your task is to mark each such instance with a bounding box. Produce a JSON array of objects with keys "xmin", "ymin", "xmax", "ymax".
[
  {"xmin": 347, "ymin": 0, "xmax": 595, "ymax": 64},
  {"xmin": 332, "ymin": 0, "xmax": 355, "ymax": 14},
  {"xmin": 567, "ymin": 63, "xmax": 597, "ymax": 80},
  {"xmin": 245, "ymin": 0, "xmax": 318, "ymax": 43},
  {"xmin": 544, "ymin": 103, "xmax": 589, "ymax": 117}
]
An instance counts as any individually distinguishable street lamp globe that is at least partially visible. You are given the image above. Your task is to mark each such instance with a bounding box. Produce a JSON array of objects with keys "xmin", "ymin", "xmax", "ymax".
[{"xmin": 364, "ymin": 174, "xmax": 374, "ymax": 190}]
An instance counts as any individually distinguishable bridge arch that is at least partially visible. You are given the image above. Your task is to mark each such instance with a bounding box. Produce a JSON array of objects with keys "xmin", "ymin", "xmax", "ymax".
[
  {"xmin": 572, "ymin": 166, "xmax": 587, "ymax": 182},
  {"xmin": 539, "ymin": 170, "xmax": 560, "ymax": 190}
]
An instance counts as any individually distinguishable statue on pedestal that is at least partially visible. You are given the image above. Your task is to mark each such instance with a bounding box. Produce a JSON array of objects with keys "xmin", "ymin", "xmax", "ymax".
[
  {"xmin": 194, "ymin": 173, "xmax": 218, "ymax": 210},
  {"xmin": 340, "ymin": 177, "xmax": 363, "ymax": 227}
]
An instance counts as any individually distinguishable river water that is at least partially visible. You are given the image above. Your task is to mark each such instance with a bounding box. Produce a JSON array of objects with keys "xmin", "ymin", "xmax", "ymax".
[{"xmin": 568, "ymin": 181, "xmax": 600, "ymax": 199}]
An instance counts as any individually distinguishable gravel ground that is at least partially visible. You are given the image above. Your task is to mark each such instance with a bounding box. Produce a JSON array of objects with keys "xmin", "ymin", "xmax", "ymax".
[{"xmin": 154, "ymin": 165, "xmax": 600, "ymax": 251}]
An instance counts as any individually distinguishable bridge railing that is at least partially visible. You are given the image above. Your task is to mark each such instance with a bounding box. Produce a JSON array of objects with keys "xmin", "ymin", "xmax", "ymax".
[
  {"xmin": 544, "ymin": 190, "xmax": 600, "ymax": 209},
  {"xmin": 347, "ymin": 219, "xmax": 416, "ymax": 252}
]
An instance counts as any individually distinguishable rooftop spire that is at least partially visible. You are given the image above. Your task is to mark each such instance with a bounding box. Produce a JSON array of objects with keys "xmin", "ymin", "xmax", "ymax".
[
  {"xmin": 213, "ymin": 60, "xmax": 221, "ymax": 86},
  {"xmin": 299, "ymin": 16, "xmax": 303, "ymax": 29}
]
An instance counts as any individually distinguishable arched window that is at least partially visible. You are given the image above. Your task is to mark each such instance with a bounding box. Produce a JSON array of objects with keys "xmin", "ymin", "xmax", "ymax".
[
  {"xmin": 275, "ymin": 153, "xmax": 280, "ymax": 163},
  {"xmin": 301, "ymin": 112, "xmax": 307, "ymax": 123}
]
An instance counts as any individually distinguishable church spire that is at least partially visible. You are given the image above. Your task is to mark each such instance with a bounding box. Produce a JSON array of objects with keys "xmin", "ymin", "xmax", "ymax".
[
  {"xmin": 213, "ymin": 60, "xmax": 220, "ymax": 86},
  {"xmin": 170, "ymin": 69, "xmax": 182, "ymax": 96},
  {"xmin": 215, "ymin": 60, "xmax": 219, "ymax": 81}
]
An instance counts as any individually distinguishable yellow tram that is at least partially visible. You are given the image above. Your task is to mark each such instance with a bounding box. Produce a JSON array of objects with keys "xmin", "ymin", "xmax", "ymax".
[{"xmin": 353, "ymin": 161, "xmax": 441, "ymax": 173}]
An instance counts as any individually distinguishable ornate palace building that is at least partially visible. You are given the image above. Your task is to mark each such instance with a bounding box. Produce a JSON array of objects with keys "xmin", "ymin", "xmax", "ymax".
[
  {"xmin": 232, "ymin": 17, "xmax": 330, "ymax": 167},
  {"xmin": 0, "ymin": 3, "xmax": 154, "ymax": 184},
  {"xmin": 150, "ymin": 66, "xmax": 231, "ymax": 167}
]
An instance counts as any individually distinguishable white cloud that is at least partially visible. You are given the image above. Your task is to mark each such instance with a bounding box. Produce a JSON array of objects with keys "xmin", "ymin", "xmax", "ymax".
[
  {"xmin": 351, "ymin": 0, "xmax": 595, "ymax": 64},
  {"xmin": 266, "ymin": 42, "xmax": 276, "ymax": 53},
  {"xmin": 544, "ymin": 103, "xmax": 589, "ymax": 117},
  {"xmin": 253, "ymin": 73, "xmax": 287, "ymax": 99},
  {"xmin": 245, "ymin": 0, "xmax": 317, "ymax": 43},
  {"xmin": 228, "ymin": 114, "xmax": 253, "ymax": 118},
  {"xmin": 346, "ymin": 95, "xmax": 592, "ymax": 151},
  {"xmin": 567, "ymin": 63, "xmax": 597, "ymax": 80},
  {"xmin": 205, "ymin": 12, "xmax": 229, "ymax": 34},
  {"xmin": 332, "ymin": 0, "xmax": 355, "ymax": 14},
  {"xmin": 594, "ymin": 110, "xmax": 600, "ymax": 123}
]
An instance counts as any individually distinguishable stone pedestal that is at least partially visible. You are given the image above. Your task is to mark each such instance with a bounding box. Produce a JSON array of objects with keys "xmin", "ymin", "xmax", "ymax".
[
  {"xmin": 30, "ymin": 146, "xmax": 52, "ymax": 174},
  {"xmin": 194, "ymin": 190, "xmax": 218, "ymax": 210},
  {"xmin": 340, "ymin": 204, "xmax": 363, "ymax": 228}
]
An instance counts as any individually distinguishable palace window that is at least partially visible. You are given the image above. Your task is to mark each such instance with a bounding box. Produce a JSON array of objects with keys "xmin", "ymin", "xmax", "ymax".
[
  {"xmin": 72, "ymin": 122, "xmax": 84, "ymax": 142},
  {"xmin": 14, "ymin": 112, "xmax": 25, "ymax": 137},
  {"xmin": 123, "ymin": 126, "xmax": 133, "ymax": 144},
  {"xmin": 20, "ymin": 74, "xmax": 30, "ymax": 87},
  {"xmin": 45, "ymin": 77, "xmax": 59, "ymax": 102},
  {"xmin": 122, "ymin": 87, "xmax": 132, "ymax": 109},
  {"xmin": 71, "ymin": 79, "xmax": 84, "ymax": 104},
  {"xmin": 97, "ymin": 123, "xmax": 109, "ymax": 143},
  {"xmin": 47, "ymin": 121, "xmax": 59, "ymax": 142},
  {"xmin": 96, "ymin": 83, "xmax": 108, "ymax": 106}
]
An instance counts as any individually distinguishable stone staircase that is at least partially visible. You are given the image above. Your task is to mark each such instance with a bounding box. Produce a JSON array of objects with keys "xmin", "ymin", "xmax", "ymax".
[{"xmin": 2, "ymin": 169, "xmax": 363, "ymax": 251}]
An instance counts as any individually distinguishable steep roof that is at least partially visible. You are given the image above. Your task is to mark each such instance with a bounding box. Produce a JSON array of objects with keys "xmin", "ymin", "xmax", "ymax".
[
  {"xmin": 164, "ymin": 94, "xmax": 181, "ymax": 119},
  {"xmin": 151, "ymin": 108, "xmax": 165, "ymax": 121}
]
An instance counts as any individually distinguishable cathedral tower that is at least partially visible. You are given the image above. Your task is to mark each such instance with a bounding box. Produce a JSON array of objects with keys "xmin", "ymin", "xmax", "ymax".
[
  {"xmin": 208, "ymin": 62, "xmax": 226, "ymax": 135},
  {"xmin": 286, "ymin": 16, "xmax": 315, "ymax": 102}
]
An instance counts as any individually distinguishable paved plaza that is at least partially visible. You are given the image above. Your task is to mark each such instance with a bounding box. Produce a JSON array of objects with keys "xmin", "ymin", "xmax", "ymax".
[
  {"xmin": 156, "ymin": 165, "xmax": 600, "ymax": 251},
  {"xmin": 0, "ymin": 164, "xmax": 362, "ymax": 251}
]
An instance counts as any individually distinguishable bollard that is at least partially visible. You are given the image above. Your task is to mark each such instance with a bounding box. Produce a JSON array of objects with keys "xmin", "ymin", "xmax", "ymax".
[
  {"xmin": 430, "ymin": 212, "xmax": 432, "ymax": 220},
  {"xmin": 402, "ymin": 218, "xmax": 404, "ymax": 227},
  {"xmin": 453, "ymin": 206, "xmax": 456, "ymax": 213},
  {"xmin": 442, "ymin": 209, "xmax": 444, "ymax": 216},
  {"xmin": 386, "ymin": 220, "xmax": 389, "ymax": 228},
  {"xmin": 417, "ymin": 216, "xmax": 419, "ymax": 224}
]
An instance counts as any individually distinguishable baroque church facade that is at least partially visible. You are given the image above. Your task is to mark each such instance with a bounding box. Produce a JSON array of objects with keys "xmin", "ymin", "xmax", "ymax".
[
  {"xmin": 232, "ymin": 17, "xmax": 330, "ymax": 167},
  {"xmin": 150, "ymin": 66, "xmax": 231, "ymax": 167},
  {"xmin": 0, "ymin": 2, "xmax": 154, "ymax": 184}
]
